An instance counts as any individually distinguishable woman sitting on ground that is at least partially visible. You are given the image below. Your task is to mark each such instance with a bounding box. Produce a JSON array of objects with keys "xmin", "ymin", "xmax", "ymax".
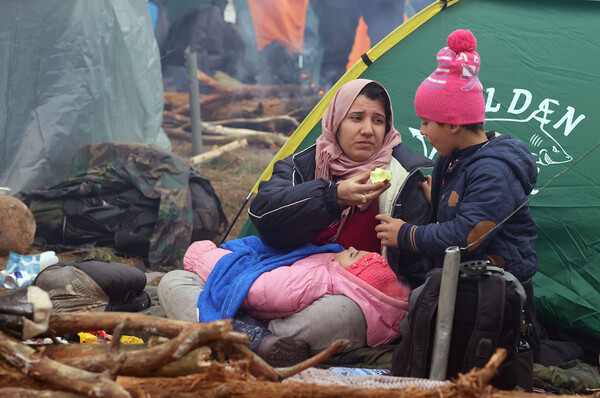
[
  {"xmin": 247, "ymin": 79, "xmax": 432, "ymax": 352},
  {"xmin": 159, "ymin": 79, "xmax": 431, "ymax": 366}
]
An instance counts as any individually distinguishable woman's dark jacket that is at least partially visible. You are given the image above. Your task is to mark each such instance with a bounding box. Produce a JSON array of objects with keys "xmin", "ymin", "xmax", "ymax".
[{"xmin": 249, "ymin": 143, "xmax": 433, "ymax": 288}]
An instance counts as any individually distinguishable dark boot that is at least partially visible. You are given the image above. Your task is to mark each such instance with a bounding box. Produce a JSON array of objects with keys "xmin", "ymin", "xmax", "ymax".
[
  {"xmin": 232, "ymin": 312, "xmax": 309, "ymax": 367},
  {"xmin": 257, "ymin": 334, "xmax": 310, "ymax": 367}
]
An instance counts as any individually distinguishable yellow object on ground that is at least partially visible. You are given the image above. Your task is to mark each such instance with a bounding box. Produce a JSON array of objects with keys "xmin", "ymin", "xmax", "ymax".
[{"xmin": 78, "ymin": 331, "xmax": 144, "ymax": 344}]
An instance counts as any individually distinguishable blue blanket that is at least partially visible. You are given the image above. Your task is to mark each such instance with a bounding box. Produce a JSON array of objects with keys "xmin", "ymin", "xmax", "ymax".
[{"xmin": 197, "ymin": 236, "xmax": 344, "ymax": 322}]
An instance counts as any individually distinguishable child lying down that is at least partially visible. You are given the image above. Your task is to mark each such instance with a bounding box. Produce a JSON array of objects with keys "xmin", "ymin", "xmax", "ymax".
[{"xmin": 184, "ymin": 237, "xmax": 410, "ymax": 347}]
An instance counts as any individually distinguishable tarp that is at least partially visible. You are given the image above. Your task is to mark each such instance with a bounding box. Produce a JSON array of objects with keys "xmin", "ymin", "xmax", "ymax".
[
  {"xmin": 0, "ymin": 0, "xmax": 170, "ymax": 193},
  {"xmin": 242, "ymin": 0, "xmax": 600, "ymax": 339},
  {"xmin": 247, "ymin": 0, "xmax": 309, "ymax": 53}
]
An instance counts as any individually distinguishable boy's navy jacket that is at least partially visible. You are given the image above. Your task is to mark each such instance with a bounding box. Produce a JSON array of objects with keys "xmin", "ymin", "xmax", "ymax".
[{"xmin": 399, "ymin": 132, "xmax": 538, "ymax": 282}]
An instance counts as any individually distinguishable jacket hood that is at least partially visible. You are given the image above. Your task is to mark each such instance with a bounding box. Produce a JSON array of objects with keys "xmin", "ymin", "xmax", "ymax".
[{"xmin": 466, "ymin": 133, "xmax": 537, "ymax": 194}]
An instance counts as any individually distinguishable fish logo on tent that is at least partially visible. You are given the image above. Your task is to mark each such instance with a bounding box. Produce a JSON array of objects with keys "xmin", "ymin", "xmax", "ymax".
[
  {"xmin": 528, "ymin": 133, "xmax": 571, "ymax": 166},
  {"xmin": 487, "ymin": 102, "xmax": 575, "ymax": 166},
  {"xmin": 484, "ymin": 116, "xmax": 573, "ymax": 167}
]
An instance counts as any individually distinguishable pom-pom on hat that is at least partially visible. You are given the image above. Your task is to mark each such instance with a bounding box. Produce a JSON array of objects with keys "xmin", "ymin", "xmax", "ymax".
[
  {"xmin": 345, "ymin": 252, "xmax": 407, "ymax": 298},
  {"xmin": 414, "ymin": 29, "xmax": 485, "ymax": 125}
]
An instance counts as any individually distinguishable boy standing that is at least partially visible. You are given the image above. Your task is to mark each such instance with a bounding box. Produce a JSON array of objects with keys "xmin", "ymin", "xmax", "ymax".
[{"xmin": 376, "ymin": 29, "xmax": 540, "ymax": 357}]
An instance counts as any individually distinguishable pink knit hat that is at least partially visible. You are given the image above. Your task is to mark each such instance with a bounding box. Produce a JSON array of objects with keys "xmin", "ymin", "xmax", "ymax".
[
  {"xmin": 346, "ymin": 253, "xmax": 408, "ymax": 298},
  {"xmin": 414, "ymin": 29, "xmax": 485, "ymax": 125}
]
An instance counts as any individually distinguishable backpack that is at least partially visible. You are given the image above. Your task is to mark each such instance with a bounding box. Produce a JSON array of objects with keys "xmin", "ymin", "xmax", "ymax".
[{"xmin": 391, "ymin": 261, "xmax": 534, "ymax": 391}]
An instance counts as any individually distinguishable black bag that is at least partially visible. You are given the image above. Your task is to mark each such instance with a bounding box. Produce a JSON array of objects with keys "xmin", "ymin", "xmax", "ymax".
[
  {"xmin": 391, "ymin": 261, "xmax": 534, "ymax": 391},
  {"xmin": 33, "ymin": 259, "xmax": 151, "ymax": 313}
]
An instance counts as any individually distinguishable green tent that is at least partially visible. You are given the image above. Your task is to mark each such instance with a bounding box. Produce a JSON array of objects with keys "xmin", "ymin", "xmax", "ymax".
[{"xmin": 240, "ymin": 0, "xmax": 600, "ymax": 340}]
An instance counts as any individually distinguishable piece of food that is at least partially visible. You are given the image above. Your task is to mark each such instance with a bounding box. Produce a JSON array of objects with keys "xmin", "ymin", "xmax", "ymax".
[{"xmin": 370, "ymin": 168, "xmax": 392, "ymax": 183}]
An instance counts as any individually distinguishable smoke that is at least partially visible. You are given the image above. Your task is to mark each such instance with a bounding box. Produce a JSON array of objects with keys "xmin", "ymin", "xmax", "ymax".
[{"xmin": 156, "ymin": 0, "xmax": 436, "ymax": 92}]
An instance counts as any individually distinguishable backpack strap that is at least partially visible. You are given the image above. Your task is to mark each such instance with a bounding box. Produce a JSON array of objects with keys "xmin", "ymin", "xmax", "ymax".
[
  {"xmin": 408, "ymin": 269, "xmax": 443, "ymax": 376},
  {"xmin": 464, "ymin": 272, "xmax": 506, "ymax": 371},
  {"xmin": 392, "ymin": 268, "xmax": 442, "ymax": 377}
]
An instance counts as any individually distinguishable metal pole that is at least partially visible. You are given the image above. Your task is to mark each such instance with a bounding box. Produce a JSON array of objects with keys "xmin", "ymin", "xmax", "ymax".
[
  {"xmin": 185, "ymin": 48, "xmax": 203, "ymax": 156},
  {"xmin": 429, "ymin": 246, "xmax": 461, "ymax": 381}
]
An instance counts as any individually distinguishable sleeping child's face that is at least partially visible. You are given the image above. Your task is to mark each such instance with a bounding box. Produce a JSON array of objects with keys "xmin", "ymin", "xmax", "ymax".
[{"xmin": 334, "ymin": 247, "xmax": 370, "ymax": 269}]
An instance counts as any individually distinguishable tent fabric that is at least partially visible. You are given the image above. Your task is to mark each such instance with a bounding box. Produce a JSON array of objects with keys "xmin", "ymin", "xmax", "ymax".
[
  {"xmin": 247, "ymin": 0, "xmax": 309, "ymax": 54},
  {"xmin": 346, "ymin": 17, "xmax": 371, "ymax": 71},
  {"xmin": 242, "ymin": 0, "xmax": 600, "ymax": 340},
  {"xmin": 0, "ymin": 0, "xmax": 170, "ymax": 193}
]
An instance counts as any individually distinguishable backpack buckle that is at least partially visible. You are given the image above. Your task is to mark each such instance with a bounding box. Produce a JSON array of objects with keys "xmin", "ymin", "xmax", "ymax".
[{"xmin": 460, "ymin": 260, "xmax": 504, "ymax": 276}]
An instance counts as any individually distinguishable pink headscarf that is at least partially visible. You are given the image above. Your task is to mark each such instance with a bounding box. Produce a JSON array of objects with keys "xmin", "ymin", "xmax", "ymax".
[
  {"xmin": 315, "ymin": 79, "xmax": 402, "ymax": 241},
  {"xmin": 315, "ymin": 79, "xmax": 402, "ymax": 184}
]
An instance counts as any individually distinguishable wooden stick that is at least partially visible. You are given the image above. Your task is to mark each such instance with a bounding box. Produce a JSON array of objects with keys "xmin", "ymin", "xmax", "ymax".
[
  {"xmin": 58, "ymin": 328, "xmax": 201, "ymax": 376},
  {"xmin": 0, "ymin": 388, "xmax": 85, "ymax": 397},
  {"xmin": 109, "ymin": 318, "xmax": 129, "ymax": 353},
  {"xmin": 196, "ymin": 70, "xmax": 317, "ymax": 100},
  {"xmin": 166, "ymin": 128, "xmax": 282, "ymax": 147},
  {"xmin": 42, "ymin": 343, "xmax": 144, "ymax": 362},
  {"xmin": 201, "ymin": 135, "xmax": 248, "ymax": 146},
  {"xmin": 162, "ymin": 111, "xmax": 191, "ymax": 124},
  {"xmin": 201, "ymin": 123, "xmax": 288, "ymax": 145},
  {"xmin": 48, "ymin": 312, "xmax": 232, "ymax": 339},
  {"xmin": 207, "ymin": 115, "xmax": 299, "ymax": 129},
  {"xmin": 0, "ymin": 331, "xmax": 130, "ymax": 398},
  {"xmin": 150, "ymin": 346, "xmax": 213, "ymax": 377},
  {"xmin": 189, "ymin": 139, "xmax": 248, "ymax": 165},
  {"xmin": 163, "ymin": 110, "xmax": 289, "ymax": 145},
  {"xmin": 43, "ymin": 344, "xmax": 214, "ymax": 378}
]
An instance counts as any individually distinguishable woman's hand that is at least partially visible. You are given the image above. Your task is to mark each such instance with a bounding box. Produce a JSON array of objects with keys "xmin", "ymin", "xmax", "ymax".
[
  {"xmin": 375, "ymin": 214, "xmax": 404, "ymax": 248},
  {"xmin": 336, "ymin": 168, "xmax": 390, "ymax": 207},
  {"xmin": 420, "ymin": 175, "xmax": 432, "ymax": 204}
]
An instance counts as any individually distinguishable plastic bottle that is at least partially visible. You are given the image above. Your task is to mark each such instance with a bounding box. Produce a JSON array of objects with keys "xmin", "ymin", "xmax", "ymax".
[{"xmin": 2, "ymin": 270, "xmax": 33, "ymax": 289}]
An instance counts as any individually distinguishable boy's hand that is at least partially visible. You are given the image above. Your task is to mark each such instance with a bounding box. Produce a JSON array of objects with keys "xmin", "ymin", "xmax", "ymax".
[
  {"xmin": 375, "ymin": 214, "xmax": 404, "ymax": 248},
  {"xmin": 337, "ymin": 167, "xmax": 390, "ymax": 207},
  {"xmin": 420, "ymin": 175, "xmax": 432, "ymax": 204}
]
